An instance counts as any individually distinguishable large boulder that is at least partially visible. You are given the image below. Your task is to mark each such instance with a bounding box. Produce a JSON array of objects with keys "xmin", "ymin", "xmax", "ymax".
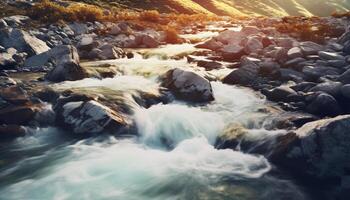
[
  {"xmin": 220, "ymin": 44, "xmax": 245, "ymax": 61},
  {"xmin": 24, "ymin": 45, "xmax": 88, "ymax": 81},
  {"xmin": 54, "ymin": 95, "xmax": 128, "ymax": 134},
  {"xmin": 306, "ymin": 93, "xmax": 341, "ymax": 116},
  {"xmin": 161, "ymin": 68, "xmax": 214, "ymax": 103},
  {"xmin": 45, "ymin": 45, "xmax": 87, "ymax": 82},
  {"xmin": 273, "ymin": 115, "xmax": 350, "ymax": 180},
  {"xmin": 223, "ymin": 61, "xmax": 260, "ymax": 86},
  {"xmin": 0, "ymin": 28, "xmax": 50, "ymax": 56}
]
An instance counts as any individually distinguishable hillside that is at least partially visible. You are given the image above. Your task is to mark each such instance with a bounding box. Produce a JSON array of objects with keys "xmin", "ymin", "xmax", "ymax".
[{"xmin": 79, "ymin": 0, "xmax": 350, "ymax": 16}]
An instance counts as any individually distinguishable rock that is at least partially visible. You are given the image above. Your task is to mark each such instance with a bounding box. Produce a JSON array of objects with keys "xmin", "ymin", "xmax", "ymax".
[
  {"xmin": 54, "ymin": 99, "xmax": 127, "ymax": 134},
  {"xmin": 195, "ymin": 39, "xmax": 223, "ymax": 51},
  {"xmin": 279, "ymin": 68, "xmax": 305, "ymax": 82},
  {"xmin": 98, "ymin": 44, "xmax": 125, "ymax": 60},
  {"xmin": 0, "ymin": 28, "xmax": 50, "ymax": 56},
  {"xmin": 319, "ymin": 51, "xmax": 345, "ymax": 61},
  {"xmin": 161, "ymin": 68, "xmax": 214, "ymax": 102},
  {"xmin": 220, "ymin": 44, "xmax": 245, "ymax": 61},
  {"xmin": 275, "ymin": 47, "xmax": 289, "ymax": 64},
  {"xmin": 223, "ymin": 62, "xmax": 260, "ymax": 86},
  {"xmin": 340, "ymin": 84, "xmax": 350, "ymax": 99},
  {"xmin": 77, "ymin": 36, "xmax": 96, "ymax": 51},
  {"xmin": 306, "ymin": 93, "xmax": 341, "ymax": 116},
  {"xmin": 45, "ymin": 45, "xmax": 88, "ymax": 82},
  {"xmin": 215, "ymin": 30, "xmax": 244, "ymax": 44},
  {"xmin": 0, "ymin": 76, "xmax": 16, "ymax": 88},
  {"xmin": 0, "ymin": 52, "xmax": 17, "ymax": 69},
  {"xmin": 299, "ymin": 41, "xmax": 324, "ymax": 56},
  {"xmin": 0, "ymin": 86, "xmax": 30, "ymax": 105},
  {"xmin": 268, "ymin": 112, "xmax": 318, "ymax": 129},
  {"xmin": 274, "ymin": 115, "xmax": 350, "ymax": 180},
  {"xmin": 241, "ymin": 26, "xmax": 261, "ymax": 35},
  {"xmin": 142, "ymin": 34, "xmax": 159, "ymax": 48},
  {"xmin": 309, "ymin": 81, "xmax": 343, "ymax": 97},
  {"xmin": 287, "ymin": 47, "xmax": 303, "ymax": 59},
  {"xmin": 262, "ymin": 86, "xmax": 297, "ymax": 102},
  {"xmin": 109, "ymin": 24, "xmax": 121, "ymax": 35},
  {"xmin": 303, "ymin": 66, "xmax": 341, "ymax": 82},
  {"xmin": 291, "ymin": 82, "xmax": 317, "ymax": 92},
  {"xmin": 0, "ymin": 105, "xmax": 37, "ymax": 125},
  {"xmin": 0, "ymin": 125, "xmax": 26, "ymax": 140},
  {"xmin": 68, "ymin": 22, "xmax": 88, "ymax": 35},
  {"xmin": 2, "ymin": 15, "xmax": 30, "ymax": 27},
  {"xmin": 259, "ymin": 61, "xmax": 280, "ymax": 77},
  {"xmin": 244, "ymin": 37, "xmax": 263, "ymax": 54},
  {"xmin": 284, "ymin": 57, "xmax": 306, "ymax": 68},
  {"xmin": 0, "ymin": 19, "xmax": 8, "ymax": 29},
  {"xmin": 197, "ymin": 60, "xmax": 222, "ymax": 70},
  {"xmin": 338, "ymin": 69, "xmax": 350, "ymax": 84}
]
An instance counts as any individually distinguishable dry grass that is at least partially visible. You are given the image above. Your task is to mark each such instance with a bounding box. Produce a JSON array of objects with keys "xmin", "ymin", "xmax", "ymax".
[
  {"xmin": 331, "ymin": 11, "xmax": 350, "ymax": 18},
  {"xmin": 274, "ymin": 16, "xmax": 344, "ymax": 43}
]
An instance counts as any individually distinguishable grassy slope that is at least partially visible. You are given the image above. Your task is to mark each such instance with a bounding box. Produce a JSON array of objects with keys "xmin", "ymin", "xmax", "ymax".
[{"xmin": 73, "ymin": 0, "xmax": 350, "ymax": 16}]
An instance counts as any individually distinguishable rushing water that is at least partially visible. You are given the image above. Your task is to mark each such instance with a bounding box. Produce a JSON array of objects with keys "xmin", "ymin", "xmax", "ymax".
[{"xmin": 0, "ymin": 24, "xmax": 311, "ymax": 200}]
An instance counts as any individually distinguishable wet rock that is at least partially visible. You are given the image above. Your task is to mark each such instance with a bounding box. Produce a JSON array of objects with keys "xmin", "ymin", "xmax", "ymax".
[
  {"xmin": 274, "ymin": 115, "xmax": 350, "ymax": 181},
  {"xmin": 244, "ymin": 37, "xmax": 263, "ymax": 54},
  {"xmin": 306, "ymin": 93, "xmax": 341, "ymax": 116},
  {"xmin": 0, "ymin": 76, "xmax": 16, "ymax": 88},
  {"xmin": 197, "ymin": 60, "xmax": 222, "ymax": 70},
  {"xmin": 220, "ymin": 44, "xmax": 245, "ymax": 61},
  {"xmin": 54, "ymin": 98, "xmax": 128, "ymax": 134},
  {"xmin": 0, "ymin": 28, "xmax": 50, "ymax": 56},
  {"xmin": 262, "ymin": 86, "xmax": 297, "ymax": 102},
  {"xmin": 291, "ymin": 82, "xmax": 317, "ymax": 93},
  {"xmin": 340, "ymin": 84, "xmax": 350, "ymax": 99},
  {"xmin": 45, "ymin": 45, "xmax": 88, "ymax": 82},
  {"xmin": 98, "ymin": 44, "xmax": 125, "ymax": 60},
  {"xmin": 0, "ymin": 86, "xmax": 30, "ymax": 105},
  {"xmin": 77, "ymin": 35, "xmax": 96, "ymax": 52},
  {"xmin": 161, "ymin": 68, "xmax": 214, "ymax": 103},
  {"xmin": 299, "ymin": 41, "xmax": 324, "ymax": 56},
  {"xmin": 0, "ymin": 105, "xmax": 37, "ymax": 125},
  {"xmin": 223, "ymin": 61, "xmax": 260, "ymax": 86},
  {"xmin": 319, "ymin": 51, "xmax": 345, "ymax": 61},
  {"xmin": 268, "ymin": 112, "xmax": 318, "ymax": 129},
  {"xmin": 0, "ymin": 124, "xmax": 26, "ymax": 140},
  {"xmin": 287, "ymin": 47, "xmax": 303, "ymax": 59},
  {"xmin": 0, "ymin": 19, "xmax": 8, "ymax": 29},
  {"xmin": 279, "ymin": 68, "xmax": 305, "ymax": 82},
  {"xmin": 141, "ymin": 34, "xmax": 159, "ymax": 48},
  {"xmin": 303, "ymin": 66, "xmax": 341, "ymax": 82},
  {"xmin": 338, "ymin": 69, "xmax": 350, "ymax": 84},
  {"xmin": 309, "ymin": 81, "xmax": 343, "ymax": 97},
  {"xmin": 284, "ymin": 57, "xmax": 306, "ymax": 68}
]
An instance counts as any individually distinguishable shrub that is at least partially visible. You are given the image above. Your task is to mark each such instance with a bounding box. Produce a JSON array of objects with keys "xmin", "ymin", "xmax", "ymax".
[{"xmin": 140, "ymin": 10, "xmax": 160, "ymax": 22}]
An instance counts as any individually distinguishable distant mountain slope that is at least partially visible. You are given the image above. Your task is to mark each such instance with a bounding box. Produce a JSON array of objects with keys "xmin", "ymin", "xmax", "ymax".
[{"xmin": 79, "ymin": 0, "xmax": 350, "ymax": 16}]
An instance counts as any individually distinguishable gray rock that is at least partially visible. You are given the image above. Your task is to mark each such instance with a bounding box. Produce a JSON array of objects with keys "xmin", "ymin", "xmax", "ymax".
[
  {"xmin": 319, "ymin": 51, "xmax": 345, "ymax": 61},
  {"xmin": 303, "ymin": 66, "xmax": 341, "ymax": 81},
  {"xmin": 309, "ymin": 81, "xmax": 343, "ymax": 97},
  {"xmin": 0, "ymin": 28, "xmax": 50, "ymax": 56},
  {"xmin": 279, "ymin": 68, "xmax": 305, "ymax": 82},
  {"xmin": 98, "ymin": 44, "xmax": 125, "ymax": 60},
  {"xmin": 77, "ymin": 36, "xmax": 95, "ymax": 51},
  {"xmin": 299, "ymin": 41, "xmax": 324, "ymax": 56},
  {"xmin": 276, "ymin": 115, "xmax": 350, "ymax": 180},
  {"xmin": 287, "ymin": 47, "xmax": 303, "ymax": 59},
  {"xmin": 327, "ymin": 59, "xmax": 347, "ymax": 68},
  {"xmin": 55, "ymin": 99, "xmax": 127, "ymax": 134},
  {"xmin": 0, "ymin": 52, "xmax": 17, "ymax": 69},
  {"xmin": 0, "ymin": 19, "xmax": 8, "ymax": 29},
  {"xmin": 306, "ymin": 93, "xmax": 341, "ymax": 116},
  {"xmin": 68, "ymin": 22, "xmax": 88, "ymax": 35},
  {"xmin": 262, "ymin": 86, "xmax": 297, "ymax": 102},
  {"xmin": 340, "ymin": 84, "xmax": 350, "ymax": 99},
  {"xmin": 109, "ymin": 24, "xmax": 121, "ymax": 35},
  {"xmin": 223, "ymin": 62, "xmax": 260, "ymax": 86},
  {"xmin": 338, "ymin": 69, "xmax": 350, "ymax": 84},
  {"xmin": 284, "ymin": 57, "xmax": 306, "ymax": 68},
  {"xmin": 2, "ymin": 15, "xmax": 30, "ymax": 27},
  {"xmin": 161, "ymin": 68, "xmax": 214, "ymax": 102},
  {"xmin": 244, "ymin": 37, "xmax": 263, "ymax": 54},
  {"xmin": 44, "ymin": 45, "xmax": 87, "ymax": 82}
]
